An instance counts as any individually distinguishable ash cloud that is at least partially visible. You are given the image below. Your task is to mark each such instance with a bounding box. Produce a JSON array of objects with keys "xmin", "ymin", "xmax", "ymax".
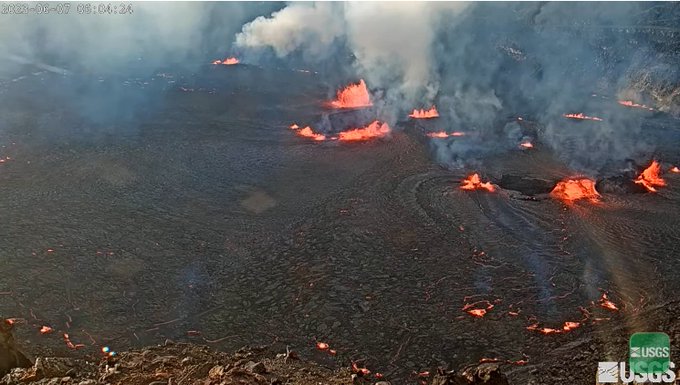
[
  {"xmin": 236, "ymin": 2, "xmax": 469, "ymax": 110},
  {"xmin": 0, "ymin": 2, "xmax": 282, "ymax": 136},
  {"xmin": 236, "ymin": 2, "xmax": 676, "ymax": 174},
  {"xmin": 0, "ymin": 3, "xmax": 280, "ymax": 75}
]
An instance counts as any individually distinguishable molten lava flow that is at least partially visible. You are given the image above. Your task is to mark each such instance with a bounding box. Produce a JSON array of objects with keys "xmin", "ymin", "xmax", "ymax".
[
  {"xmin": 40, "ymin": 326, "xmax": 53, "ymax": 334},
  {"xmin": 63, "ymin": 333, "xmax": 85, "ymax": 350},
  {"xmin": 671, "ymin": 166, "xmax": 680, "ymax": 173},
  {"xmin": 426, "ymin": 131, "xmax": 465, "ymax": 138},
  {"xmin": 527, "ymin": 321, "xmax": 580, "ymax": 335},
  {"xmin": 462, "ymin": 300, "xmax": 495, "ymax": 318},
  {"xmin": 635, "ymin": 160, "xmax": 666, "ymax": 192},
  {"xmin": 562, "ymin": 113, "xmax": 603, "ymax": 122},
  {"xmin": 409, "ymin": 106, "xmax": 439, "ymax": 119},
  {"xmin": 550, "ymin": 178, "xmax": 600, "ymax": 202},
  {"xmin": 351, "ymin": 362, "xmax": 371, "ymax": 376},
  {"xmin": 297, "ymin": 126, "xmax": 326, "ymax": 141},
  {"xmin": 330, "ymin": 79, "xmax": 372, "ymax": 109},
  {"xmin": 316, "ymin": 341, "xmax": 329, "ymax": 350},
  {"xmin": 519, "ymin": 141, "xmax": 533, "ymax": 149},
  {"xmin": 460, "ymin": 174, "xmax": 495, "ymax": 192},
  {"xmin": 289, "ymin": 123, "xmax": 299, "ymax": 129},
  {"xmin": 599, "ymin": 293, "xmax": 619, "ymax": 311},
  {"xmin": 338, "ymin": 121, "xmax": 390, "ymax": 142},
  {"xmin": 618, "ymin": 100, "xmax": 655, "ymax": 111},
  {"xmin": 212, "ymin": 57, "xmax": 239, "ymax": 65}
]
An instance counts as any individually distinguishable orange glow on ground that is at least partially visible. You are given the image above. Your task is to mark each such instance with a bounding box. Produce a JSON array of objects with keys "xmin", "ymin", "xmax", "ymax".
[
  {"xmin": 409, "ymin": 106, "xmax": 439, "ymax": 119},
  {"xmin": 618, "ymin": 100, "xmax": 655, "ymax": 111},
  {"xmin": 599, "ymin": 293, "xmax": 619, "ymax": 311},
  {"xmin": 550, "ymin": 178, "xmax": 600, "ymax": 202},
  {"xmin": 562, "ymin": 113, "xmax": 603, "ymax": 122},
  {"xmin": 297, "ymin": 126, "xmax": 326, "ymax": 141},
  {"xmin": 460, "ymin": 174, "xmax": 495, "ymax": 192},
  {"xmin": 338, "ymin": 121, "xmax": 390, "ymax": 142},
  {"xmin": 527, "ymin": 321, "xmax": 581, "ymax": 335},
  {"xmin": 316, "ymin": 342, "xmax": 329, "ymax": 350},
  {"xmin": 427, "ymin": 131, "xmax": 465, "ymax": 138},
  {"xmin": 635, "ymin": 160, "xmax": 666, "ymax": 192},
  {"xmin": 212, "ymin": 57, "xmax": 239, "ymax": 65}
]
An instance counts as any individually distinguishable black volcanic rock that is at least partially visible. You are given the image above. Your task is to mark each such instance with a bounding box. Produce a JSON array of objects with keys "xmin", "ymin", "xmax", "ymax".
[
  {"xmin": 596, "ymin": 175, "xmax": 648, "ymax": 194},
  {"xmin": 0, "ymin": 321, "xmax": 32, "ymax": 377},
  {"xmin": 499, "ymin": 174, "xmax": 555, "ymax": 196},
  {"xmin": 431, "ymin": 364, "xmax": 510, "ymax": 385}
]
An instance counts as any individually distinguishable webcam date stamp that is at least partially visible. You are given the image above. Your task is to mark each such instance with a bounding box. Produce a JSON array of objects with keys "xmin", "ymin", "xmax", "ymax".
[{"xmin": 1, "ymin": 2, "xmax": 133, "ymax": 15}]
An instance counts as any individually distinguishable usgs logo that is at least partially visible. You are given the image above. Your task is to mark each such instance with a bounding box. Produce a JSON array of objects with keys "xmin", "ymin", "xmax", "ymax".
[
  {"xmin": 631, "ymin": 347, "xmax": 671, "ymax": 358},
  {"xmin": 597, "ymin": 361, "xmax": 676, "ymax": 383},
  {"xmin": 597, "ymin": 332, "xmax": 675, "ymax": 384}
]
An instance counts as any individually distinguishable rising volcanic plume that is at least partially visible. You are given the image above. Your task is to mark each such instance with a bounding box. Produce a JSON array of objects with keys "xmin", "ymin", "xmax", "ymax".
[{"xmin": 235, "ymin": 2, "xmax": 670, "ymax": 175}]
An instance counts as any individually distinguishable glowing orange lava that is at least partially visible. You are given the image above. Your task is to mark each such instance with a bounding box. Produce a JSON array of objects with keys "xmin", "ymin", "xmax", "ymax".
[
  {"xmin": 671, "ymin": 166, "xmax": 680, "ymax": 173},
  {"xmin": 467, "ymin": 308, "xmax": 488, "ymax": 317},
  {"xmin": 40, "ymin": 326, "xmax": 53, "ymax": 334},
  {"xmin": 550, "ymin": 178, "xmax": 600, "ymax": 202},
  {"xmin": 330, "ymin": 79, "xmax": 372, "ymax": 109},
  {"xmin": 460, "ymin": 174, "xmax": 495, "ymax": 192},
  {"xmin": 351, "ymin": 362, "xmax": 371, "ymax": 376},
  {"xmin": 618, "ymin": 100, "xmax": 654, "ymax": 111},
  {"xmin": 427, "ymin": 131, "xmax": 465, "ymax": 138},
  {"xmin": 409, "ymin": 106, "xmax": 439, "ymax": 119},
  {"xmin": 63, "ymin": 333, "xmax": 85, "ymax": 350},
  {"xmin": 297, "ymin": 126, "xmax": 326, "ymax": 141},
  {"xmin": 599, "ymin": 293, "xmax": 619, "ymax": 311},
  {"xmin": 289, "ymin": 123, "xmax": 299, "ymax": 129},
  {"xmin": 338, "ymin": 121, "xmax": 390, "ymax": 142},
  {"xmin": 212, "ymin": 57, "xmax": 239, "ymax": 65},
  {"xmin": 316, "ymin": 342, "xmax": 329, "ymax": 350},
  {"xmin": 562, "ymin": 113, "xmax": 603, "ymax": 122},
  {"xmin": 462, "ymin": 300, "xmax": 495, "ymax": 318},
  {"xmin": 527, "ymin": 321, "xmax": 580, "ymax": 335},
  {"xmin": 519, "ymin": 141, "xmax": 533, "ymax": 149},
  {"xmin": 635, "ymin": 160, "xmax": 666, "ymax": 192}
]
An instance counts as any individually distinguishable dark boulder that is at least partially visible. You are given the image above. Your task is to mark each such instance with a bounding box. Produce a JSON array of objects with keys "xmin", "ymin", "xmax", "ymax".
[
  {"xmin": 0, "ymin": 320, "xmax": 32, "ymax": 377},
  {"xmin": 499, "ymin": 174, "xmax": 555, "ymax": 196},
  {"xmin": 596, "ymin": 174, "xmax": 648, "ymax": 194}
]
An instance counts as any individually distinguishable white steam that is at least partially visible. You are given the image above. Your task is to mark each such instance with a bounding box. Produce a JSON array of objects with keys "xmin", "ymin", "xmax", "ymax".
[{"xmin": 235, "ymin": 2, "xmax": 469, "ymax": 107}]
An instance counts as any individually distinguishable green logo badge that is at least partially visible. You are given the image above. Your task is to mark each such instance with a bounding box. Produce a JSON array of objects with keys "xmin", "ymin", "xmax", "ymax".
[{"xmin": 630, "ymin": 332, "xmax": 671, "ymax": 374}]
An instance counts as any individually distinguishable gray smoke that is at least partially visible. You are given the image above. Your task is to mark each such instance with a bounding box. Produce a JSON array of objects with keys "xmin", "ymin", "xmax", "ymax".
[
  {"xmin": 0, "ymin": 3, "xmax": 282, "ymax": 75},
  {"xmin": 235, "ymin": 2, "xmax": 676, "ymax": 174},
  {"xmin": 236, "ymin": 2, "xmax": 469, "ymax": 110},
  {"xmin": 0, "ymin": 2, "xmax": 283, "ymax": 138}
]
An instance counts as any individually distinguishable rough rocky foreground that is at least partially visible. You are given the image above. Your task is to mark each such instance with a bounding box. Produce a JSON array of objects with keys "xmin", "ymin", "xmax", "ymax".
[{"xmin": 0, "ymin": 340, "xmax": 510, "ymax": 385}]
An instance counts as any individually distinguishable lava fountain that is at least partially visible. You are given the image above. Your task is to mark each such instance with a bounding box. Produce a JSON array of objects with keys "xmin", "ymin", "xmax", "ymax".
[
  {"xmin": 212, "ymin": 57, "xmax": 239, "ymax": 65},
  {"xmin": 330, "ymin": 79, "xmax": 372, "ymax": 109},
  {"xmin": 297, "ymin": 126, "xmax": 326, "ymax": 141},
  {"xmin": 635, "ymin": 160, "xmax": 666, "ymax": 192},
  {"xmin": 427, "ymin": 131, "xmax": 465, "ymax": 138},
  {"xmin": 562, "ymin": 113, "xmax": 603, "ymax": 122},
  {"xmin": 460, "ymin": 174, "xmax": 495, "ymax": 192},
  {"xmin": 338, "ymin": 121, "xmax": 390, "ymax": 142},
  {"xmin": 550, "ymin": 178, "xmax": 600, "ymax": 202},
  {"xmin": 409, "ymin": 106, "xmax": 439, "ymax": 119},
  {"xmin": 618, "ymin": 100, "xmax": 655, "ymax": 111}
]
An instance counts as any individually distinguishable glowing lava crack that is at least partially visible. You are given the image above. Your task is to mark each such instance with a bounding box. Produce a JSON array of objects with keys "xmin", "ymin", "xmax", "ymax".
[{"xmin": 460, "ymin": 174, "xmax": 495, "ymax": 192}]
